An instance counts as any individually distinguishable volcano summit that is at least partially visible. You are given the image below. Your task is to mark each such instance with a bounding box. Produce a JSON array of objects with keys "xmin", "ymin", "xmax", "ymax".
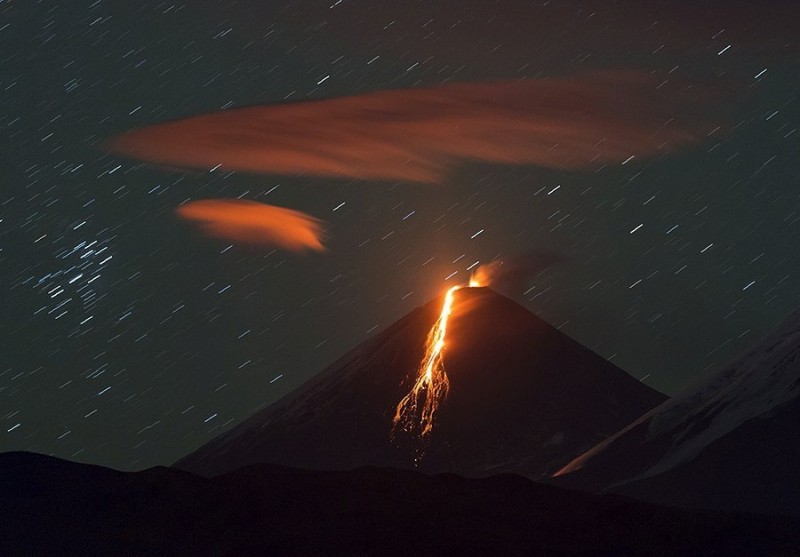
[{"xmin": 177, "ymin": 287, "xmax": 664, "ymax": 478}]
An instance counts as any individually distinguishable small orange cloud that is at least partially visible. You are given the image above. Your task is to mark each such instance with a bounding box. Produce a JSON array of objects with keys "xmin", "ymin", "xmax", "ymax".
[
  {"xmin": 107, "ymin": 71, "xmax": 726, "ymax": 183},
  {"xmin": 175, "ymin": 199, "xmax": 325, "ymax": 252}
]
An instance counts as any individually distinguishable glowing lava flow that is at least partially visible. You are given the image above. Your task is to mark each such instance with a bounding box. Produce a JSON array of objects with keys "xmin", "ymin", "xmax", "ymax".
[{"xmin": 392, "ymin": 284, "xmax": 468, "ymax": 441}]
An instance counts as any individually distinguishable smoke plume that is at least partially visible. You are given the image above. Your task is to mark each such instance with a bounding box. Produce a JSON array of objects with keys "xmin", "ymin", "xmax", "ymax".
[{"xmin": 472, "ymin": 251, "xmax": 564, "ymax": 295}]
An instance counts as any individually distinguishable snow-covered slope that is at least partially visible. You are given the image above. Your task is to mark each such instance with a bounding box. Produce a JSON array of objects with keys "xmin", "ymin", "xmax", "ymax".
[
  {"xmin": 555, "ymin": 310, "xmax": 800, "ymax": 516},
  {"xmin": 176, "ymin": 287, "xmax": 665, "ymax": 479}
]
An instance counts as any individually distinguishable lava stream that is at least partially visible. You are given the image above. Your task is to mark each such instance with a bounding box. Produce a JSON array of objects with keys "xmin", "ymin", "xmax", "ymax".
[{"xmin": 393, "ymin": 284, "xmax": 468, "ymax": 441}]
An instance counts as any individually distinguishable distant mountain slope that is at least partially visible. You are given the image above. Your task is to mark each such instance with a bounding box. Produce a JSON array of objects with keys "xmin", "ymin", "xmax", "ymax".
[
  {"xmin": 176, "ymin": 287, "xmax": 665, "ymax": 479},
  {"xmin": 554, "ymin": 311, "xmax": 800, "ymax": 517},
  {"xmin": 2, "ymin": 452, "xmax": 798, "ymax": 555}
]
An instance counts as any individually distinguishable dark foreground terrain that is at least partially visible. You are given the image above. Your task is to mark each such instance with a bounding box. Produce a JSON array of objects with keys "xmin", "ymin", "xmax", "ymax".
[{"xmin": 2, "ymin": 452, "xmax": 798, "ymax": 556}]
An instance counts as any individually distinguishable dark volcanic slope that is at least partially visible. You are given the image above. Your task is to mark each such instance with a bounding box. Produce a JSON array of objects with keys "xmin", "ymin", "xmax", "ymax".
[
  {"xmin": 177, "ymin": 287, "xmax": 665, "ymax": 478},
  {"xmin": 554, "ymin": 311, "xmax": 800, "ymax": 517},
  {"xmin": 3, "ymin": 452, "xmax": 798, "ymax": 556}
]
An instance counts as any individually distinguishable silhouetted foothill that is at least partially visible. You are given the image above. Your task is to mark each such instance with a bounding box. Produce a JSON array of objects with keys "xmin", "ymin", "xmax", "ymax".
[{"xmin": 3, "ymin": 451, "xmax": 799, "ymax": 555}]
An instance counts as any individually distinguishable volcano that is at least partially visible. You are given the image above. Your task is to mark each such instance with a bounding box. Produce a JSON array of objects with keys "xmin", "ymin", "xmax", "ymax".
[
  {"xmin": 554, "ymin": 310, "xmax": 800, "ymax": 517},
  {"xmin": 176, "ymin": 287, "xmax": 665, "ymax": 478}
]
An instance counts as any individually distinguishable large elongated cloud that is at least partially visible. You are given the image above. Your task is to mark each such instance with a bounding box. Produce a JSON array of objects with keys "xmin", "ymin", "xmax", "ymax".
[
  {"xmin": 175, "ymin": 199, "xmax": 325, "ymax": 252},
  {"xmin": 108, "ymin": 71, "xmax": 725, "ymax": 183}
]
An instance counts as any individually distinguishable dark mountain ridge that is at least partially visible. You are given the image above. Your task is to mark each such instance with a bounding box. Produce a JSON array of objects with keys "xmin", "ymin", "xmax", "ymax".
[{"xmin": 3, "ymin": 451, "xmax": 798, "ymax": 556}]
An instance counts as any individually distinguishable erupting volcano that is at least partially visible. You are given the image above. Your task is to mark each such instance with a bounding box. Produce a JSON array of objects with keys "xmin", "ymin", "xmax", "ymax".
[{"xmin": 176, "ymin": 286, "xmax": 665, "ymax": 479}]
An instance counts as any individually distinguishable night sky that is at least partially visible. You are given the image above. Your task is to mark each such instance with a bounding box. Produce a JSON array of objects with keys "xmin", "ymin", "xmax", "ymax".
[{"xmin": 2, "ymin": 1, "xmax": 799, "ymax": 471}]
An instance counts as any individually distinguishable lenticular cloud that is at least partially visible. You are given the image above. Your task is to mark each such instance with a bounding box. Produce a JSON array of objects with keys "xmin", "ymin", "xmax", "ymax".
[
  {"xmin": 175, "ymin": 199, "xmax": 325, "ymax": 252},
  {"xmin": 108, "ymin": 70, "xmax": 725, "ymax": 183}
]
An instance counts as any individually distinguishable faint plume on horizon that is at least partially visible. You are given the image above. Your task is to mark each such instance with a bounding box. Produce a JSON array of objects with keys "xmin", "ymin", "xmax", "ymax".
[
  {"xmin": 107, "ymin": 70, "xmax": 727, "ymax": 183},
  {"xmin": 175, "ymin": 199, "xmax": 325, "ymax": 252},
  {"xmin": 472, "ymin": 250, "xmax": 564, "ymax": 296}
]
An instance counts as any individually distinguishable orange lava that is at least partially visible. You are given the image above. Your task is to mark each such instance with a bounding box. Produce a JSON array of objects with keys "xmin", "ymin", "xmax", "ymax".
[
  {"xmin": 175, "ymin": 199, "xmax": 325, "ymax": 252},
  {"xmin": 393, "ymin": 285, "xmax": 466, "ymax": 441}
]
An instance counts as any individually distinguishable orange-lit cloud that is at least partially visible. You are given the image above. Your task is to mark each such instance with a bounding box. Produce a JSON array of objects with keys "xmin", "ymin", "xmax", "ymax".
[
  {"xmin": 108, "ymin": 71, "xmax": 725, "ymax": 183},
  {"xmin": 175, "ymin": 199, "xmax": 325, "ymax": 252}
]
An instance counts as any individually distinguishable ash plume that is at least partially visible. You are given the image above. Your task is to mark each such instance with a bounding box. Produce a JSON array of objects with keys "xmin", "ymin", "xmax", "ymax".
[{"xmin": 472, "ymin": 251, "xmax": 564, "ymax": 295}]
